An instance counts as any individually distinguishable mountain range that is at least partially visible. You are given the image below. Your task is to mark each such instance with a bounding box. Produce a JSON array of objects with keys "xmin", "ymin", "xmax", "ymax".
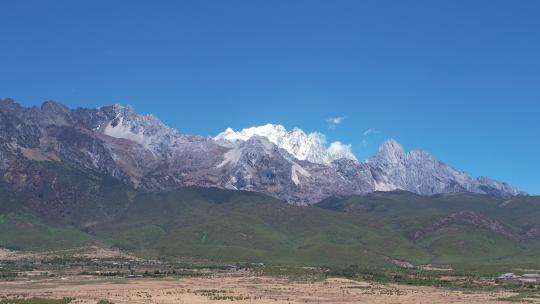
[
  {"xmin": 0, "ymin": 99, "xmax": 525, "ymax": 206},
  {"xmin": 1, "ymin": 99, "xmax": 540, "ymax": 269}
]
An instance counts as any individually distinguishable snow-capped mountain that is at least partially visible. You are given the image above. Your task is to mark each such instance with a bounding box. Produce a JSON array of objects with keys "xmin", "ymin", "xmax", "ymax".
[
  {"xmin": 0, "ymin": 99, "xmax": 526, "ymax": 206},
  {"xmin": 215, "ymin": 124, "xmax": 357, "ymax": 165}
]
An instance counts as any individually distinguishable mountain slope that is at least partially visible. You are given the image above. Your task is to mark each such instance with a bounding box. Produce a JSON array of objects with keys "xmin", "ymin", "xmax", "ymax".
[
  {"xmin": 1, "ymin": 163, "xmax": 539, "ymax": 268},
  {"xmin": 0, "ymin": 99, "xmax": 525, "ymax": 204},
  {"xmin": 316, "ymin": 191, "xmax": 540, "ymax": 265}
]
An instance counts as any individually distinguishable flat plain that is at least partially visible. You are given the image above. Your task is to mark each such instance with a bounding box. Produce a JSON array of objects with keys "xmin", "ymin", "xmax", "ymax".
[{"xmin": 0, "ymin": 273, "xmax": 526, "ymax": 304}]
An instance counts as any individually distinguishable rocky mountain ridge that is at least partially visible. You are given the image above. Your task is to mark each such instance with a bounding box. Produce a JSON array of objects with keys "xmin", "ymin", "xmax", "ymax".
[
  {"xmin": 215, "ymin": 123, "xmax": 357, "ymax": 164},
  {"xmin": 0, "ymin": 99, "xmax": 526, "ymax": 204}
]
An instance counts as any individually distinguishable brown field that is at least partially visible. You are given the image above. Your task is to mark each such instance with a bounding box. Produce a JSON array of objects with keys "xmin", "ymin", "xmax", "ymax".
[{"xmin": 0, "ymin": 273, "xmax": 528, "ymax": 304}]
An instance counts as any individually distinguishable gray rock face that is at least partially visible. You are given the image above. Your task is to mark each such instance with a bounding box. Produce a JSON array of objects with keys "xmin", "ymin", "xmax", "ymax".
[
  {"xmin": 0, "ymin": 99, "xmax": 526, "ymax": 205},
  {"xmin": 212, "ymin": 136, "xmax": 373, "ymax": 204},
  {"xmin": 368, "ymin": 140, "xmax": 525, "ymax": 198}
]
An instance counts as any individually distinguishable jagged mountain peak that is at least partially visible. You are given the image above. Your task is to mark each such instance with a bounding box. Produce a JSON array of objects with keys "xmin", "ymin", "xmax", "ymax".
[
  {"xmin": 215, "ymin": 123, "xmax": 357, "ymax": 165},
  {"xmin": 368, "ymin": 138, "xmax": 525, "ymax": 198},
  {"xmin": 378, "ymin": 139, "xmax": 405, "ymax": 154},
  {"xmin": 99, "ymin": 103, "xmax": 183, "ymax": 147},
  {"xmin": 408, "ymin": 149, "xmax": 432, "ymax": 159},
  {"xmin": 0, "ymin": 99, "xmax": 526, "ymax": 204},
  {"xmin": 374, "ymin": 140, "xmax": 435, "ymax": 163},
  {"xmin": 371, "ymin": 139, "xmax": 406, "ymax": 165},
  {"xmin": 215, "ymin": 123, "xmax": 290, "ymax": 143},
  {"xmin": 0, "ymin": 98, "xmax": 18, "ymax": 107},
  {"xmin": 106, "ymin": 104, "xmax": 153, "ymax": 121},
  {"xmin": 40, "ymin": 100, "xmax": 69, "ymax": 113},
  {"xmin": 0, "ymin": 98, "xmax": 25, "ymax": 115}
]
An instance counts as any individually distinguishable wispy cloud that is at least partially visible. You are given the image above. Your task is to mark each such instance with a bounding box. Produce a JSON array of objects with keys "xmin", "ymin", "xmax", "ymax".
[
  {"xmin": 361, "ymin": 128, "xmax": 381, "ymax": 146},
  {"xmin": 326, "ymin": 116, "xmax": 345, "ymax": 129},
  {"xmin": 362, "ymin": 128, "xmax": 381, "ymax": 136}
]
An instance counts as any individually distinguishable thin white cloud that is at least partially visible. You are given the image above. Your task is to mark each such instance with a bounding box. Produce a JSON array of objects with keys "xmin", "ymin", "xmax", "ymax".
[
  {"xmin": 326, "ymin": 116, "xmax": 346, "ymax": 129},
  {"xmin": 362, "ymin": 128, "xmax": 381, "ymax": 136},
  {"xmin": 361, "ymin": 128, "xmax": 381, "ymax": 147},
  {"xmin": 327, "ymin": 116, "xmax": 345, "ymax": 124}
]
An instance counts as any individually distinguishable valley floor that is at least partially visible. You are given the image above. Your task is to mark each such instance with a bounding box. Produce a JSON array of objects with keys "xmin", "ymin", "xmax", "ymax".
[{"xmin": 0, "ymin": 273, "xmax": 529, "ymax": 304}]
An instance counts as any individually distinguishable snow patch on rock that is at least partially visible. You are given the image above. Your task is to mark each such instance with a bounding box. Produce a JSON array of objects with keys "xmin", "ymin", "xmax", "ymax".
[
  {"xmin": 104, "ymin": 115, "xmax": 151, "ymax": 147},
  {"xmin": 217, "ymin": 145, "xmax": 244, "ymax": 168},
  {"xmin": 291, "ymin": 163, "xmax": 311, "ymax": 186}
]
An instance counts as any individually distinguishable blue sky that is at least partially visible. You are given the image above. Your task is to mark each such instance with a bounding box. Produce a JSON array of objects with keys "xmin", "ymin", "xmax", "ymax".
[{"xmin": 0, "ymin": 0, "xmax": 539, "ymax": 194}]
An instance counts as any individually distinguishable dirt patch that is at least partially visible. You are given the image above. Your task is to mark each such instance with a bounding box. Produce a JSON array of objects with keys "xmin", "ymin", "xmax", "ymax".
[
  {"xmin": 0, "ymin": 246, "xmax": 139, "ymax": 262},
  {"xmin": 0, "ymin": 273, "xmax": 524, "ymax": 303},
  {"xmin": 21, "ymin": 148, "xmax": 60, "ymax": 162}
]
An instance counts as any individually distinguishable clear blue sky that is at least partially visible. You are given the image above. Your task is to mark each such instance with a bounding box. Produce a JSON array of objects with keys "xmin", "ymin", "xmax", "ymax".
[{"xmin": 1, "ymin": 0, "xmax": 538, "ymax": 194}]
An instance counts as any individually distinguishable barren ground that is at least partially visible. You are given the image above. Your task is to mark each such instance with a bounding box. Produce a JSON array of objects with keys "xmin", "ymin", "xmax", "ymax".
[{"xmin": 0, "ymin": 273, "xmax": 528, "ymax": 304}]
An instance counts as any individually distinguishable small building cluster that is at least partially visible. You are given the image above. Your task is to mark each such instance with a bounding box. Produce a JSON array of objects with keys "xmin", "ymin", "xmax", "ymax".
[{"xmin": 496, "ymin": 273, "xmax": 540, "ymax": 284}]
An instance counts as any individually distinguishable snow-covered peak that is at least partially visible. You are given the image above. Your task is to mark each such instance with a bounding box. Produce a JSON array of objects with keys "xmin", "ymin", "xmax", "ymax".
[
  {"xmin": 215, "ymin": 124, "xmax": 288, "ymax": 143},
  {"xmin": 214, "ymin": 124, "xmax": 358, "ymax": 165}
]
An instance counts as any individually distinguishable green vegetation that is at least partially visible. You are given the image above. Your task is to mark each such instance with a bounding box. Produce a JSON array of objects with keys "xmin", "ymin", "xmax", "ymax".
[
  {"xmin": 92, "ymin": 188, "xmax": 540, "ymax": 269},
  {"xmin": 94, "ymin": 188, "xmax": 422, "ymax": 266},
  {"xmin": 317, "ymin": 191, "xmax": 540, "ymax": 269},
  {"xmin": 0, "ymin": 215, "xmax": 92, "ymax": 251},
  {"xmin": 0, "ymin": 162, "xmax": 539, "ymax": 270}
]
